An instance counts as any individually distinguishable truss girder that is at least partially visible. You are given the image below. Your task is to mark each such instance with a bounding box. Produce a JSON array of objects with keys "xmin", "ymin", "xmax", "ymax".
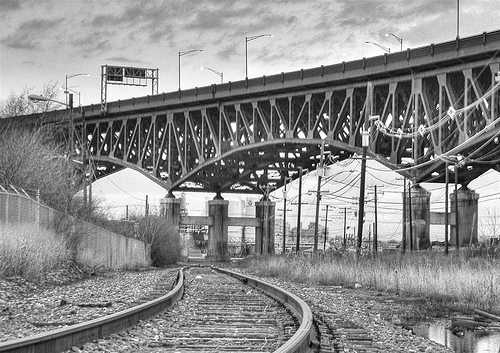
[{"xmin": 67, "ymin": 54, "xmax": 497, "ymax": 192}]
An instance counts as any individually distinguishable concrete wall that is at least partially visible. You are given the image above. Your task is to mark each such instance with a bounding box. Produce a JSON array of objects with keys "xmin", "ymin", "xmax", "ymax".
[
  {"xmin": 75, "ymin": 222, "xmax": 151, "ymax": 269},
  {"xmin": 0, "ymin": 186, "xmax": 151, "ymax": 269}
]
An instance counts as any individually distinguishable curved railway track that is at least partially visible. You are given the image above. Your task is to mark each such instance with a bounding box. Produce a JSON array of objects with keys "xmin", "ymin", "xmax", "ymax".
[{"xmin": 0, "ymin": 266, "xmax": 314, "ymax": 353}]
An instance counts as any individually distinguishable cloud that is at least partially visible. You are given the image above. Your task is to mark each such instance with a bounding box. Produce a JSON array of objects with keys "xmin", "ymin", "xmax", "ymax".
[
  {"xmin": 1, "ymin": 18, "xmax": 63, "ymax": 49},
  {"xmin": 105, "ymin": 56, "xmax": 143, "ymax": 64},
  {"xmin": 70, "ymin": 30, "xmax": 115, "ymax": 57},
  {"xmin": 0, "ymin": 0, "xmax": 21, "ymax": 11}
]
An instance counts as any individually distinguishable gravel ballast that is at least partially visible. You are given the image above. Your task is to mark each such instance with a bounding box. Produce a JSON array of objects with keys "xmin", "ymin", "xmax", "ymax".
[
  {"xmin": 0, "ymin": 267, "xmax": 179, "ymax": 343},
  {"xmin": 0, "ymin": 265, "xmax": 454, "ymax": 352}
]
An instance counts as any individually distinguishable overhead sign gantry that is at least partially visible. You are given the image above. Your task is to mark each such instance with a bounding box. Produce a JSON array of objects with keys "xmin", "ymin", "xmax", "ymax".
[{"xmin": 100, "ymin": 65, "xmax": 158, "ymax": 114}]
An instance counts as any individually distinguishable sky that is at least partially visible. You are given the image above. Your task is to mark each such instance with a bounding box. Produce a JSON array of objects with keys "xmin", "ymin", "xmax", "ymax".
[
  {"xmin": 1, "ymin": 0, "xmax": 499, "ymax": 106},
  {"xmin": 92, "ymin": 158, "xmax": 500, "ymax": 243},
  {"xmin": 2, "ymin": 0, "xmax": 500, "ymax": 243}
]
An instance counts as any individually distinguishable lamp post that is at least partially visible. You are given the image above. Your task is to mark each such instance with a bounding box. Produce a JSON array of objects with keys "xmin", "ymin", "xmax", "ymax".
[
  {"xmin": 365, "ymin": 41, "xmax": 390, "ymax": 53},
  {"xmin": 178, "ymin": 49, "xmax": 204, "ymax": 90},
  {"xmin": 201, "ymin": 66, "xmax": 223, "ymax": 83},
  {"xmin": 29, "ymin": 93, "xmax": 74, "ymax": 153},
  {"xmin": 65, "ymin": 73, "xmax": 89, "ymax": 105},
  {"xmin": 61, "ymin": 87, "xmax": 81, "ymax": 106},
  {"xmin": 385, "ymin": 33, "xmax": 403, "ymax": 51},
  {"xmin": 245, "ymin": 34, "xmax": 272, "ymax": 78}
]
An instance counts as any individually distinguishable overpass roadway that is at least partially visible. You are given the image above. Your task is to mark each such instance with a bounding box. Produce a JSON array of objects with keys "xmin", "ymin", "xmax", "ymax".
[{"xmin": 4, "ymin": 30, "xmax": 500, "ymax": 195}]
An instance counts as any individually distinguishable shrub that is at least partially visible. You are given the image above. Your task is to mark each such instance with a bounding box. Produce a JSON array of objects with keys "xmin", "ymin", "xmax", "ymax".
[
  {"xmin": 134, "ymin": 215, "xmax": 181, "ymax": 266},
  {"xmin": 0, "ymin": 223, "xmax": 70, "ymax": 281}
]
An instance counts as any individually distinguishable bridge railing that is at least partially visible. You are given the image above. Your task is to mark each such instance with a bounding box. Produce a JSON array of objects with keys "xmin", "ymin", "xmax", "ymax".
[
  {"xmin": 9, "ymin": 29, "xmax": 499, "ymax": 123},
  {"xmin": 0, "ymin": 185, "xmax": 151, "ymax": 269}
]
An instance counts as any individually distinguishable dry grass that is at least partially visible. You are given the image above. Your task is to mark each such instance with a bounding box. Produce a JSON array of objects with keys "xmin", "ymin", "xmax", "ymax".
[
  {"xmin": 240, "ymin": 251, "xmax": 500, "ymax": 312},
  {"xmin": 0, "ymin": 223, "xmax": 70, "ymax": 281}
]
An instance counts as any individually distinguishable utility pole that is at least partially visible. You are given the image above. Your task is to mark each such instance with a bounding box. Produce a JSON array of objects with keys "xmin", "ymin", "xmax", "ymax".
[
  {"xmin": 408, "ymin": 181, "xmax": 413, "ymax": 252},
  {"xmin": 68, "ymin": 93, "xmax": 74, "ymax": 154},
  {"xmin": 357, "ymin": 141, "xmax": 367, "ymax": 255},
  {"xmin": 357, "ymin": 82, "xmax": 372, "ymax": 255},
  {"xmin": 402, "ymin": 178, "xmax": 407, "ymax": 254},
  {"xmin": 455, "ymin": 163, "xmax": 460, "ymax": 251},
  {"xmin": 445, "ymin": 162, "xmax": 449, "ymax": 255},
  {"xmin": 296, "ymin": 167, "xmax": 303, "ymax": 254},
  {"xmin": 323, "ymin": 204, "xmax": 329, "ymax": 250},
  {"xmin": 263, "ymin": 184, "xmax": 269, "ymax": 254},
  {"xmin": 373, "ymin": 185, "xmax": 378, "ymax": 254},
  {"xmin": 343, "ymin": 207, "xmax": 347, "ymax": 247},
  {"xmin": 368, "ymin": 223, "xmax": 372, "ymax": 253},
  {"xmin": 282, "ymin": 176, "xmax": 288, "ymax": 253},
  {"xmin": 314, "ymin": 141, "xmax": 325, "ymax": 253}
]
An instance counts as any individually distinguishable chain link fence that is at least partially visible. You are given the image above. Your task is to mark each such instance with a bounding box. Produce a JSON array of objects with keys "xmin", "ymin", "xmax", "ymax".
[{"xmin": 0, "ymin": 185, "xmax": 151, "ymax": 269}]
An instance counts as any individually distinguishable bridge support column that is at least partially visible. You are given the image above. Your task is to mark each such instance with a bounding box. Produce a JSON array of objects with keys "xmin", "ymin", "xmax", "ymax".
[
  {"xmin": 255, "ymin": 201, "xmax": 276, "ymax": 255},
  {"xmin": 160, "ymin": 195, "xmax": 187, "ymax": 260},
  {"xmin": 404, "ymin": 184, "xmax": 431, "ymax": 250},
  {"xmin": 160, "ymin": 194, "xmax": 181, "ymax": 227},
  {"xmin": 206, "ymin": 198, "xmax": 230, "ymax": 262},
  {"xmin": 450, "ymin": 187, "xmax": 479, "ymax": 247}
]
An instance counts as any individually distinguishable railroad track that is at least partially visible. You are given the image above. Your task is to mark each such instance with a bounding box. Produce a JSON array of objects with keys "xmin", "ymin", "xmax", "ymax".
[
  {"xmin": 0, "ymin": 266, "xmax": 314, "ymax": 353},
  {"xmin": 139, "ymin": 266, "xmax": 303, "ymax": 352}
]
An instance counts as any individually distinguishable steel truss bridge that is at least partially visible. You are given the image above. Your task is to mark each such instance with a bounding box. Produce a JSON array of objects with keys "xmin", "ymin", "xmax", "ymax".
[{"xmin": 10, "ymin": 30, "xmax": 500, "ymax": 195}]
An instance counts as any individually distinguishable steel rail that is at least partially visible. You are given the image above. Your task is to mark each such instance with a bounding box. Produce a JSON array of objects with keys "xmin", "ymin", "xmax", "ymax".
[
  {"xmin": 0, "ymin": 267, "xmax": 315, "ymax": 353},
  {"xmin": 0, "ymin": 269, "xmax": 186, "ymax": 353},
  {"xmin": 215, "ymin": 267, "xmax": 315, "ymax": 353}
]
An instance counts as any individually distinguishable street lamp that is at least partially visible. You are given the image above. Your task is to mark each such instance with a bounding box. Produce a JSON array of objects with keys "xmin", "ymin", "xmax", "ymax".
[
  {"xmin": 179, "ymin": 49, "xmax": 204, "ymax": 90},
  {"xmin": 385, "ymin": 33, "xmax": 403, "ymax": 51},
  {"xmin": 200, "ymin": 66, "xmax": 223, "ymax": 83},
  {"xmin": 65, "ymin": 73, "xmax": 89, "ymax": 105},
  {"xmin": 245, "ymin": 34, "xmax": 272, "ymax": 78},
  {"xmin": 365, "ymin": 41, "xmax": 390, "ymax": 53},
  {"xmin": 29, "ymin": 93, "xmax": 74, "ymax": 153},
  {"xmin": 60, "ymin": 86, "xmax": 81, "ymax": 106}
]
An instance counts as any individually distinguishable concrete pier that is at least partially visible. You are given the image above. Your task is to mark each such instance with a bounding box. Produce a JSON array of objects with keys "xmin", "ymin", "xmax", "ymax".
[
  {"xmin": 255, "ymin": 200, "xmax": 276, "ymax": 255},
  {"xmin": 160, "ymin": 195, "xmax": 181, "ymax": 227},
  {"xmin": 404, "ymin": 184, "xmax": 431, "ymax": 250},
  {"xmin": 450, "ymin": 186, "xmax": 479, "ymax": 247},
  {"xmin": 206, "ymin": 198, "xmax": 230, "ymax": 261}
]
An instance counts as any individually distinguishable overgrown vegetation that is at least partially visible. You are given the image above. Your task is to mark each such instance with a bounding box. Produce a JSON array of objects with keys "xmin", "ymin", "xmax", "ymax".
[
  {"xmin": 0, "ymin": 82, "xmax": 61, "ymax": 118},
  {"xmin": 240, "ymin": 251, "xmax": 500, "ymax": 313},
  {"xmin": 0, "ymin": 224, "xmax": 69, "ymax": 281},
  {"xmin": 0, "ymin": 125, "xmax": 85, "ymax": 215},
  {"xmin": 0, "ymin": 85, "xmax": 157, "ymax": 280},
  {"xmin": 132, "ymin": 214, "xmax": 181, "ymax": 266}
]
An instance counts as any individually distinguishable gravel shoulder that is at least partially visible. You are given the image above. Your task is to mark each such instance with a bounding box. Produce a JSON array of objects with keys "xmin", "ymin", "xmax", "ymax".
[
  {"xmin": 0, "ymin": 266, "xmax": 179, "ymax": 343},
  {"xmin": 230, "ymin": 267, "xmax": 456, "ymax": 353},
  {"xmin": 1, "ymin": 264, "xmax": 456, "ymax": 352}
]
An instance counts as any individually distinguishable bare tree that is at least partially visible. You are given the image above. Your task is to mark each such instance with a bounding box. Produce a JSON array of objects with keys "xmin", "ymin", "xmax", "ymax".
[
  {"xmin": 0, "ymin": 123, "xmax": 84, "ymax": 213},
  {"xmin": 479, "ymin": 206, "xmax": 500, "ymax": 243},
  {"xmin": 0, "ymin": 82, "xmax": 62, "ymax": 119}
]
